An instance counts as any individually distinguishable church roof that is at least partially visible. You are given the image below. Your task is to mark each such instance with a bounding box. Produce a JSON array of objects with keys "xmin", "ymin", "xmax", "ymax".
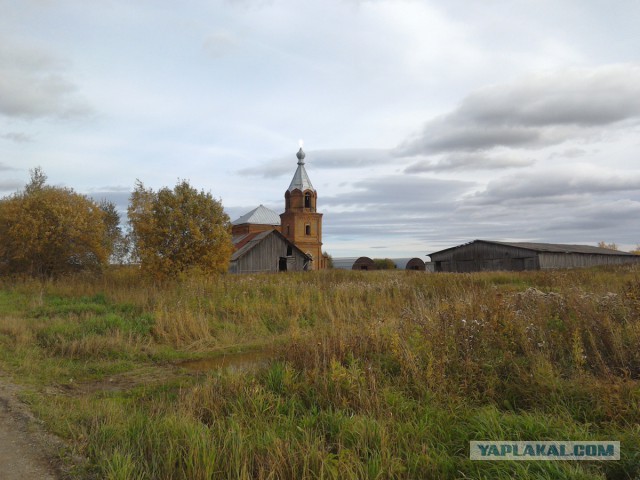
[
  {"xmin": 287, "ymin": 147, "xmax": 315, "ymax": 193},
  {"xmin": 231, "ymin": 205, "xmax": 281, "ymax": 225}
]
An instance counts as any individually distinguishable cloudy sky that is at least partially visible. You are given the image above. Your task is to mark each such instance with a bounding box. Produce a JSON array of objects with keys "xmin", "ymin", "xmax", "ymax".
[{"xmin": 2, "ymin": 0, "xmax": 640, "ymax": 257}]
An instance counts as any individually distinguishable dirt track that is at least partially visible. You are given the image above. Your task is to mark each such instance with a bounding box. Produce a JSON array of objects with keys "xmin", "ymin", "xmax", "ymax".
[{"xmin": 0, "ymin": 376, "xmax": 62, "ymax": 480}]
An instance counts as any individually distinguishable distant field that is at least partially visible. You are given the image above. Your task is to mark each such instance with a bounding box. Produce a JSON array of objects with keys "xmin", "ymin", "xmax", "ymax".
[{"xmin": 0, "ymin": 267, "xmax": 638, "ymax": 479}]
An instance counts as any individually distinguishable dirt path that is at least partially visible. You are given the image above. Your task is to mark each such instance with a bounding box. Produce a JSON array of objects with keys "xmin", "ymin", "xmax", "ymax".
[{"xmin": 0, "ymin": 376, "xmax": 65, "ymax": 480}]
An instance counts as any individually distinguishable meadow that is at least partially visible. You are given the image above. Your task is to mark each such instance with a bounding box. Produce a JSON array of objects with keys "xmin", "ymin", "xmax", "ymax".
[{"xmin": 0, "ymin": 266, "xmax": 638, "ymax": 479}]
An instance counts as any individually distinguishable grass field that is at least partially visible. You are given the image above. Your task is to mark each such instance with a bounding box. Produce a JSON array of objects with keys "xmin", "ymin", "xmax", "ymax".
[{"xmin": 0, "ymin": 267, "xmax": 639, "ymax": 479}]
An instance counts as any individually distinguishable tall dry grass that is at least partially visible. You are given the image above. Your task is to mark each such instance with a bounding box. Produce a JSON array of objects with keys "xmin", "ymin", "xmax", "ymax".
[{"xmin": 2, "ymin": 265, "xmax": 639, "ymax": 478}]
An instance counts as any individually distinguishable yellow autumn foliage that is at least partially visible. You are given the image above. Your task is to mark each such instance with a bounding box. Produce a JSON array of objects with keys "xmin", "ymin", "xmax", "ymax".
[
  {"xmin": 0, "ymin": 169, "xmax": 109, "ymax": 277},
  {"xmin": 128, "ymin": 180, "xmax": 233, "ymax": 279}
]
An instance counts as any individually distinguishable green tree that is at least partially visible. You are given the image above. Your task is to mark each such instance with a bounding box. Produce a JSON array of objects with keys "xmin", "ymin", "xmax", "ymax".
[
  {"xmin": 373, "ymin": 258, "xmax": 396, "ymax": 270},
  {"xmin": 98, "ymin": 199, "xmax": 129, "ymax": 264},
  {"xmin": 0, "ymin": 168, "xmax": 109, "ymax": 277},
  {"xmin": 128, "ymin": 180, "xmax": 233, "ymax": 279}
]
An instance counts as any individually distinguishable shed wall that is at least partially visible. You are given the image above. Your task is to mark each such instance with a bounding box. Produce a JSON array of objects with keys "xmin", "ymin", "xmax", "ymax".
[
  {"xmin": 231, "ymin": 234, "xmax": 308, "ymax": 273},
  {"xmin": 430, "ymin": 242, "xmax": 538, "ymax": 272},
  {"xmin": 538, "ymin": 253, "xmax": 640, "ymax": 269}
]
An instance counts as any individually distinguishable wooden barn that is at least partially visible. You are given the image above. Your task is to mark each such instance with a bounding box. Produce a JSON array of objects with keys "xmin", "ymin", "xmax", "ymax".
[
  {"xmin": 230, "ymin": 230, "xmax": 310, "ymax": 274},
  {"xmin": 429, "ymin": 240, "xmax": 640, "ymax": 272},
  {"xmin": 392, "ymin": 258, "xmax": 426, "ymax": 271},
  {"xmin": 332, "ymin": 257, "xmax": 377, "ymax": 270}
]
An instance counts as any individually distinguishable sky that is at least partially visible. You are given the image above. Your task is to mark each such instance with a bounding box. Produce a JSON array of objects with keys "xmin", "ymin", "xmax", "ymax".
[{"xmin": 1, "ymin": 0, "xmax": 640, "ymax": 258}]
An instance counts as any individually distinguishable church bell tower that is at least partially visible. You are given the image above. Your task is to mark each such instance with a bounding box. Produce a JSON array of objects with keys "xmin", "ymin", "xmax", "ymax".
[{"xmin": 280, "ymin": 147, "xmax": 325, "ymax": 270}]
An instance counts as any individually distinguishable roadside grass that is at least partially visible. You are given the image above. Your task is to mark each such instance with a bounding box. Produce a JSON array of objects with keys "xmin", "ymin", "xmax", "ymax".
[{"xmin": 0, "ymin": 266, "xmax": 639, "ymax": 479}]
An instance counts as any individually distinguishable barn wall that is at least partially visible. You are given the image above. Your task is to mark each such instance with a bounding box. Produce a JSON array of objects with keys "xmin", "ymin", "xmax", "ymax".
[
  {"xmin": 232, "ymin": 234, "xmax": 308, "ymax": 273},
  {"xmin": 538, "ymin": 253, "xmax": 640, "ymax": 269},
  {"xmin": 431, "ymin": 242, "xmax": 538, "ymax": 272}
]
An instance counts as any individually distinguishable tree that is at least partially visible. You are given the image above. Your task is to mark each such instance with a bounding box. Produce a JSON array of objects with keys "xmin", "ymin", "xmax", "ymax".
[
  {"xmin": 323, "ymin": 251, "xmax": 334, "ymax": 269},
  {"xmin": 598, "ymin": 241, "xmax": 619, "ymax": 251},
  {"xmin": 99, "ymin": 199, "xmax": 129, "ymax": 264},
  {"xmin": 0, "ymin": 168, "xmax": 109, "ymax": 277},
  {"xmin": 630, "ymin": 245, "xmax": 640, "ymax": 255},
  {"xmin": 128, "ymin": 180, "xmax": 233, "ymax": 279},
  {"xmin": 373, "ymin": 258, "xmax": 396, "ymax": 270}
]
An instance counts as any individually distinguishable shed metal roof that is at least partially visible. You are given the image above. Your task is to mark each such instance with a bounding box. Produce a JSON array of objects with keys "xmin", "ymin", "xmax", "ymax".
[
  {"xmin": 231, "ymin": 205, "xmax": 281, "ymax": 226},
  {"xmin": 429, "ymin": 239, "xmax": 636, "ymax": 257},
  {"xmin": 332, "ymin": 257, "xmax": 360, "ymax": 269},
  {"xmin": 391, "ymin": 258, "xmax": 425, "ymax": 269},
  {"xmin": 332, "ymin": 256, "xmax": 376, "ymax": 270}
]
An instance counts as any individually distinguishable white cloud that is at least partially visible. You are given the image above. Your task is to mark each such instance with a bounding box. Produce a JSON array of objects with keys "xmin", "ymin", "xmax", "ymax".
[
  {"xmin": 396, "ymin": 64, "xmax": 640, "ymax": 156},
  {"xmin": 0, "ymin": 36, "xmax": 91, "ymax": 119},
  {"xmin": 0, "ymin": 132, "xmax": 33, "ymax": 143},
  {"xmin": 406, "ymin": 152, "xmax": 535, "ymax": 173}
]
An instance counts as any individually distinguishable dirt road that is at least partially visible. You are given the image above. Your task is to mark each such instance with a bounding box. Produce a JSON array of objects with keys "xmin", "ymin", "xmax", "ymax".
[{"xmin": 0, "ymin": 377, "xmax": 61, "ymax": 480}]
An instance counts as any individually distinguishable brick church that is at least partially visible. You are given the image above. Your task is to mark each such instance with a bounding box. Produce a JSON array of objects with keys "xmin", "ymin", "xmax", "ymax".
[{"xmin": 230, "ymin": 147, "xmax": 327, "ymax": 272}]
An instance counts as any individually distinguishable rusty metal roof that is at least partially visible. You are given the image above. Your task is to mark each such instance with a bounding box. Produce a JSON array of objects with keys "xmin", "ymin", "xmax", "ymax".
[
  {"xmin": 429, "ymin": 239, "xmax": 637, "ymax": 257},
  {"xmin": 490, "ymin": 240, "xmax": 635, "ymax": 255}
]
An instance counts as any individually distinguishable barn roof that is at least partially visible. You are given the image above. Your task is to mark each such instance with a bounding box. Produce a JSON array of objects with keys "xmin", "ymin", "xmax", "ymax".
[
  {"xmin": 231, "ymin": 205, "xmax": 281, "ymax": 226},
  {"xmin": 429, "ymin": 239, "xmax": 636, "ymax": 257},
  {"xmin": 231, "ymin": 229, "xmax": 308, "ymax": 261}
]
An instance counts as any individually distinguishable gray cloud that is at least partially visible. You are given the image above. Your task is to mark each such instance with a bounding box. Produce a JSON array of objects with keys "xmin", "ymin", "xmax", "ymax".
[
  {"xmin": 396, "ymin": 64, "xmax": 640, "ymax": 156},
  {"xmin": 203, "ymin": 32, "xmax": 240, "ymax": 58},
  {"xmin": 238, "ymin": 148, "xmax": 397, "ymax": 178},
  {"xmin": 406, "ymin": 152, "xmax": 534, "ymax": 173},
  {"xmin": 0, "ymin": 37, "xmax": 91, "ymax": 119},
  {"xmin": 316, "ymin": 169, "xmax": 640, "ymax": 256},
  {"xmin": 0, "ymin": 180, "xmax": 22, "ymax": 193},
  {"xmin": 0, "ymin": 132, "xmax": 33, "ymax": 143},
  {"xmin": 322, "ymin": 175, "xmax": 475, "ymax": 209},
  {"xmin": 0, "ymin": 162, "xmax": 18, "ymax": 171},
  {"xmin": 468, "ymin": 170, "xmax": 640, "ymax": 206}
]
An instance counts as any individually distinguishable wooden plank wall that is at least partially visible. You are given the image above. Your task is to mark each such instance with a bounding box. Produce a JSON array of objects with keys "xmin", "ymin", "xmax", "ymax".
[
  {"xmin": 431, "ymin": 242, "xmax": 538, "ymax": 272},
  {"xmin": 538, "ymin": 253, "xmax": 640, "ymax": 269},
  {"xmin": 231, "ymin": 234, "xmax": 308, "ymax": 274}
]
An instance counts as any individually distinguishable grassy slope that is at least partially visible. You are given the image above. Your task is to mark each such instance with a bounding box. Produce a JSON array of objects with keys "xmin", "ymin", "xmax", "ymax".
[{"xmin": 0, "ymin": 267, "xmax": 639, "ymax": 479}]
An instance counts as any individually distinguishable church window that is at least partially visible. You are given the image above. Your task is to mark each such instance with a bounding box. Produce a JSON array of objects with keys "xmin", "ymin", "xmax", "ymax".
[
  {"xmin": 304, "ymin": 192, "xmax": 311, "ymax": 209},
  {"xmin": 286, "ymin": 225, "xmax": 290, "ymax": 236},
  {"xmin": 305, "ymin": 224, "xmax": 311, "ymax": 235}
]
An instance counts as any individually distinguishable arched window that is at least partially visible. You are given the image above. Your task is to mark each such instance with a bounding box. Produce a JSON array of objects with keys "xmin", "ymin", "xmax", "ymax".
[
  {"xmin": 304, "ymin": 192, "xmax": 311, "ymax": 209},
  {"xmin": 305, "ymin": 224, "xmax": 311, "ymax": 235}
]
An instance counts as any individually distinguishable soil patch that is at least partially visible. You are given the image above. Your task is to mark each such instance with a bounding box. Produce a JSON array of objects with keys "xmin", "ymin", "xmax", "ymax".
[{"xmin": 0, "ymin": 372, "xmax": 73, "ymax": 480}]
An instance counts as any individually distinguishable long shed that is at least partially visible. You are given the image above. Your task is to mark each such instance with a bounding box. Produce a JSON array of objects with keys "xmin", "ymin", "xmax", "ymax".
[
  {"xmin": 230, "ymin": 229, "xmax": 310, "ymax": 273},
  {"xmin": 429, "ymin": 240, "xmax": 640, "ymax": 272},
  {"xmin": 392, "ymin": 258, "xmax": 426, "ymax": 271},
  {"xmin": 332, "ymin": 257, "xmax": 377, "ymax": 270}
]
